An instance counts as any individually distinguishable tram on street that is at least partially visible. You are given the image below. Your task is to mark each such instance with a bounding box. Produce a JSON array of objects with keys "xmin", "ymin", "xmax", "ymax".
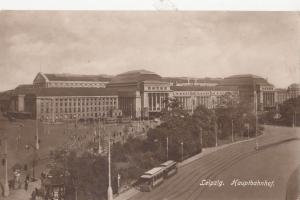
[
  {"xmin": 139, "ymin": 167, "xmax": 165, "ymax": 192},
  {"xmin": 139, "ymin": 160, "xmax": 178, "ymax": 192},
  {"xmin": 160, "ymin": 160, "xmax": 178, "ymax": 178}
]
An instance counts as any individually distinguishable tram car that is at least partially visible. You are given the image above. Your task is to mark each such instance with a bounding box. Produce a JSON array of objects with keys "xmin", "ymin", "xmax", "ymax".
[{"xmin": 139, "ymin": 160, "xmax": 178, "ymax": 192}]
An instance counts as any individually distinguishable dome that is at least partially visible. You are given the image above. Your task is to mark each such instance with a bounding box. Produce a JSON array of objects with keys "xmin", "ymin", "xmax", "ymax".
[
  {"xmin": 110, "ymin": 69, "xmax": 162, "ymax": 83},
  {"xmin": 288, "ymin": 83, "xmax": 300, "ymax": 89}
]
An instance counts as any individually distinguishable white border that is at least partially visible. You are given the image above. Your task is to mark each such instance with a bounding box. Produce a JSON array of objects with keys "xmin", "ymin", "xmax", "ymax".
[{"xmin": 0, "ymin": 0, "xmax": 299, "ymax": 11}]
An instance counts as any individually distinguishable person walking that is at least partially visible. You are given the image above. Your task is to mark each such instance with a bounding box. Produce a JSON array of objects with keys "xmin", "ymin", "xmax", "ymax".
[
  {"xmin": 31, "ymin": 189, "xmax": 37, "ymax": 200},
  {"xmin": 24, "ymin": 178, "xmax": 29, "ymax": 191}
]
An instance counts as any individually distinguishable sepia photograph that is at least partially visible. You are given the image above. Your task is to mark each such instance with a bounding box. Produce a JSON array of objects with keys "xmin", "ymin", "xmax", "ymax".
[{"xmin": 0, "ymin": 7, "xmax": 299, "ymax": 200}]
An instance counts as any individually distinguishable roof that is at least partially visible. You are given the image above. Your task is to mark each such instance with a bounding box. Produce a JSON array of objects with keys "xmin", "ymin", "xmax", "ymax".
[
  {"xmin": 171, "ymin": 85, "xmax": 238, "ymax": 91},
  {"xmin": 110, "ymin": 69, "xmax": 162, "ymax": 83},
  {"xmin": 120, "ymin": 69, "xmax": 157, "ymax": 75},
  {"xmin": 15, "ymin": 84, "xmax": 34, "ymax": 90},
  {"xmin": 12, "ymin": 85, "xmax": 36, "ymax": 95},
  {"xmin": 143, "ymin": 80, "xmax": 169, "ymax": 84},
  {"xmin": 160, "ymin": 160, "xmax": 176, "ymax": 167},
  {"xmin": 141, "ymin": 167, "xmax": 164, "ymax": 178},
  {"xmin": 221, "ymin": 74, "xmax": 272, "ymax": 86},
  {"xmin": 35, "ymin": 88, "xmax": 118, "ymax": 97},
  {"xmin": 0, "ymin": 90, "xmax": 14, "ymax": 101},
  {"xmin": 12, "ymin": 88, "xmax": 118, "ymax": 97},
  {"xmin": 288, "ymin": 83, "xmax": 300, "ymax": 89},
  {"xmin": 162, "ymin": 77, "xmax": 223, "ymax": 84},
  {"xmin": 44, "ymin": 73, "xmax": 112, "ymax": 82},
  {"xmin": 226, "ymin": 74, "xmax": 262, "ymax": 79}
]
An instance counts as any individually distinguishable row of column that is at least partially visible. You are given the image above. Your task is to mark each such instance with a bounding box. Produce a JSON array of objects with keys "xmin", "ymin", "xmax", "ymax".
[
  {"xmin": 176, "ymin": 96, "xmax": 210, "ymax": 110},
  {"xmin": 263, "ymin": 92, "xmax": 275, "ymax": 107},
  {"xmin": 148, "ymin": 93, "xmax": 168, "ymax": 111}
]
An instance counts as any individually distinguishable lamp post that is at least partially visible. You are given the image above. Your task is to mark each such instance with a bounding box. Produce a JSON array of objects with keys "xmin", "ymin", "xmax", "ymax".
[
  {"xmin": 3, "ymin": 135, "xmax": 9, "ymax": 196},
  {"xmin": 295, "ymin": 112, "xmax": 297, "ymax": 127},
  {"xmin": 166, "ymin": 136, "xmax": 169, "ymax": 161},
  {"xmin": 25, "ymin": 143, "xmax": 38, "ymax": 180},
  {"xmin": 117, "ymin": 173, "xmax": 121, "ymax": 194},
  {"xmin": 45, "ymin": 116, "xmax": 50, "ymax": 135},
  {"xmin": 107, "ymin": 131, "xmax": 113, "ymax": 200},
  {"xmin": 293, "ymin": 111, "xmax": 296, "ymax": 128},
  {"xmin": 254, "ymin": 85, "xmax": 259, "ymax": 150},
  {"xmin": 98, "ymin": 118, "xmax": 102, "ymax": 154},
  {"xmin": 180, "ymin": 141, "xmax": 183, "ymax": 162},
  {"xmin": 247, "ymin": 124, "xmax": 250, "ymax": 139},
  {"xmin": 231, "ymin": 119, "xmax": 234, "ymax": 142},
  {"xmin": 17, "ymin": 123, "xmax": 24, "ymax": 150},
  {"xmin": 35, "ymin": 118, "xmax": 39, "ymax": 150},
  {"xmin": 130, "ymin": 103, "xmax": 133, "ymax": 120},
  {"xmin": 199, "ymin": 127, "xmax": 203, "ymax": 147},
  {"xmin": 214, "ymin": 122, "xmax": 218, "ymax": 147}
]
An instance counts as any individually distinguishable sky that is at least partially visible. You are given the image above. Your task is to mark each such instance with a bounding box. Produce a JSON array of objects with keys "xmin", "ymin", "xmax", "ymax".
[{"xmin": 0, "ymin": 11, "xmax": 299, "ymax": 91}]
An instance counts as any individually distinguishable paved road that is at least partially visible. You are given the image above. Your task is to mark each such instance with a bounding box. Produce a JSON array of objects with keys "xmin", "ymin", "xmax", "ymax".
[{"xmin": 129, "ymin": 126, "xmax": 300, "ymax": 200}]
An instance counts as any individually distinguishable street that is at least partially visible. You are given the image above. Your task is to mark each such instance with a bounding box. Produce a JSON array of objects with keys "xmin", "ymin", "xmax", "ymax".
[{"xmin": 129, "ymin": 126, "xmax": 300, "ymax": 200}]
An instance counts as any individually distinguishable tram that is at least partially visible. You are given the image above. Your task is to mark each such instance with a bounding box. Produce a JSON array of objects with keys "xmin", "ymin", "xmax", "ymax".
[{"xmin": 139, "ymin": 160, "xmax": 178, "ymax": 192}]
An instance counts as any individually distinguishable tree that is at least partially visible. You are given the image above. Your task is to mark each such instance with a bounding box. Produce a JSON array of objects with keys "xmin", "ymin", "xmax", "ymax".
[
  {"xmin": 279, "ymin": 96, "xmax": 300, "ymax": 126},
  {"xmin": 214, "ymin": 93, "xmax": 256, "ymax": 139},
  {"xmin": 160, "ymin": 97, "xmax": 189, "ymax": 121}
]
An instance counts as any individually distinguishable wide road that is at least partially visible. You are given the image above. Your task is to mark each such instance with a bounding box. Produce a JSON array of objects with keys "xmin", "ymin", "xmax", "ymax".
[{"xmin": 129, "ymin": 125, "xmax": 300, "ymax": 200}]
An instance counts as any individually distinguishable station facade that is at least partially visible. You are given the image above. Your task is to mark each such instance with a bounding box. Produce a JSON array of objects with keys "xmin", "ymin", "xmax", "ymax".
[{"xmin": 3, "ymin": 70, "xmax": 296, "ymax": 121}]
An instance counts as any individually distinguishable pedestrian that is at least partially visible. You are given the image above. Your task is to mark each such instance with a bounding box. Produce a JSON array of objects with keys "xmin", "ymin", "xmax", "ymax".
[
  {"xmin": 31, "ymin": 188, "xmax": 37, "ymax": 200},
  {"xmin": 26, "ymin": 174, "xmax": 30, "ymax": 181},
  {"xmin": 24, "ymin": 179, "xmax": 29, "ymax": 191},
  {"xmin": 24, "ymin": 164, "xmax": 28, "ymax": 171}
]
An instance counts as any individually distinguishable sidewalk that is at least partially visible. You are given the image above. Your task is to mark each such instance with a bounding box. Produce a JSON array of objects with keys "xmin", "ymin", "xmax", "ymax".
[
  {"xmin": 114, "ymin": 137, "xmax": 256, "ymax": 200},
  {"xmin": 2, "ymin": 180, "xmax": 41, "ymax": 200}
]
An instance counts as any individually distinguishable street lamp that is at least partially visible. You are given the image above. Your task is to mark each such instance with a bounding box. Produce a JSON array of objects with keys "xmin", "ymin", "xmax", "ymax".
[
  {"xmin": 231, "ymin": 119, "xmax": 234, "ymax": 142},
  {"xmin": 17, "ymin": 123, "xmax": 24, "ymax": 150},
  {"xmin": 214, "ymin": 122, "xmax": 218, "ymax": 147},
  {"xmin": 117, "ymin": 173, "xmax": 121, "ymax": 194},
  {"xmin": 246, "ymin": 123, "xmax": 250, "ymax": 139},
  {"xmin": 293, "ymin": 111, "xmax": 296, "ymax": 128},
  {"xmin": 25, "ymin": 143, "xmax": 38, "ymax": 180},
  {"xmin": 45, "ymin": 116, "xmax": 50, "ymax": 135},
  {"xmin": 1, "ymin": 135, "xmax": 9, "ymax": 197},
  {"xmin": 35, "ymin": 118, "xmax": 39, "ymax": 150},
  {"xmin": 254, "ymin": 86, "xmax": 259, "ymax": 150},
  {"xmin": 199, "ymin": 127, "xmax": 203, "ymax": 148},
  {"xmin": 98, "ymin": 118, "xmax": 102, "ymax": 154},
  {"xmin": 180, "ymin": 141, "xmax": 183, "ymax": 162},
  {"xmin": 107, "ymin": 131, "xmax": 113, "ymax": 200},
  {"xmin": 166, "ymin": 136, "xmax": 169, "ymax": 161}
]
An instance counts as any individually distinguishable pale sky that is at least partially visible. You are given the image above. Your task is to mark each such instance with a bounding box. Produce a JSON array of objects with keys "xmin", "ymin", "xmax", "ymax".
[{"xmin": 0, "ymin": 11, "xmax": 299, "ymax": 91}]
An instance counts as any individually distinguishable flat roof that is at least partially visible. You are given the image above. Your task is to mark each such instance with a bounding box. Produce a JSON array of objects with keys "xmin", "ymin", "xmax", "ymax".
[
  {"xmin": 141, "ymin": 167, "xmax": 164, "ymax": 178},
  {"xmin": 171, "ymin": 85, "xmax": 238, "ymax": 91},
  {"xmin": 44, "ymin": 73, "xmax": 112, "ymax": 82},
  {"xmin": 160, "ymin": 160, "xmax": 176, "ymax": 167}
]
